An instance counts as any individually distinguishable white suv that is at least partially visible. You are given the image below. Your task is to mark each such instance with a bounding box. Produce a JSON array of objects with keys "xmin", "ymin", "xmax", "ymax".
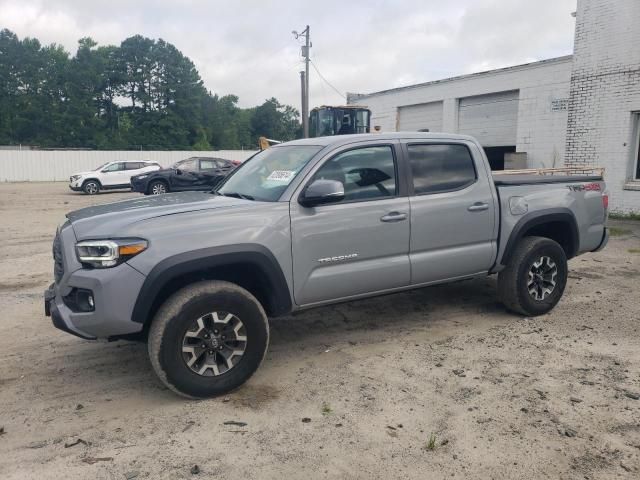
[{"xmin": 69, "ymin": 161, "xmax": 161, "ymax": 195}]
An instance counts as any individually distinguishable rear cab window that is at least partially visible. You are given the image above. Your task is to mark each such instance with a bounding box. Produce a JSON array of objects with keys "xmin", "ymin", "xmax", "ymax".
[{"xmin": 407, "ymin": 143, "xmax": 477, "ymax": 195}]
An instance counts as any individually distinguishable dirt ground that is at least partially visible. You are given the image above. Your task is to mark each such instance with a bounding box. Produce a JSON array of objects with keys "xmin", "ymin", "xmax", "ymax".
[{"xmin": 0, "ymin": 182, "xmax": 639, "ymax": 480}]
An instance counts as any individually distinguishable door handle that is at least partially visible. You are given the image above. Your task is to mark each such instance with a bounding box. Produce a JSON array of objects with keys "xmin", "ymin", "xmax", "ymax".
[
  {"xmin": 467, "ymin": 202, "xmax": 489, "ymax": 212},
  {"xmin": 380, "ymin": 211, "xmax": 407, "ymax": 222}
]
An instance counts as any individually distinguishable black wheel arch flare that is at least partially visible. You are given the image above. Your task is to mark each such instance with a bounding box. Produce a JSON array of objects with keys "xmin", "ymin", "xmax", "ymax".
[
  {"xmin": 131, "ymin": 244, "xmax": 293, "ymax": 325},
  {"xmin": 498, "ymin": 208, "xmax": 580, "ymax": 269}
]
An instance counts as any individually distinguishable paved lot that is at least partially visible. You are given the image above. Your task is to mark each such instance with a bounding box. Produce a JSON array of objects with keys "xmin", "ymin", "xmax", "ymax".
[{"xmin": 1, "ymin": 182, "xmax": 639, "ymax": 479}]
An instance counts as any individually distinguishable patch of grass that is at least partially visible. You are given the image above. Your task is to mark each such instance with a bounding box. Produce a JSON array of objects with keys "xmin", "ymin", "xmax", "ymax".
[
  {"xmin": 628, "ymin": 248, "xmax": 640, "ymax": 254},
  {"xmin": 321, "ymin": 402, "xmax": 332, "ymax": 415},
  {"xmin": 426, "ymin": 432, "xmax": 437, "ymax": 451},
  {"xmin": 609, "ymin": 227, "xmax": 632, "ymax": 237},
  {"xmin": 609, "ymin": 212, "xmax": 640, "ymax": 221}
]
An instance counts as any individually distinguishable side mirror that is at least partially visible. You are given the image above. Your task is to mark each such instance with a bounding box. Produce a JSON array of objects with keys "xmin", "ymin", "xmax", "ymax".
[
  {"xmin": 299, "ymin": 179, "xmax": 345, "ymax": 208},
  {"xmin": 175, "ymin": 168, "xmax": 183, "ymax": 175}
]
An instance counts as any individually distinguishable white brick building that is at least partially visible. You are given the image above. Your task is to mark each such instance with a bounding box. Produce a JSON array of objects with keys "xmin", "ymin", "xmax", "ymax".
[
  {"xmin": 348, "ymin": 0, "xmax": 640, "ymax": 212},
  {"xmin": 565, "ymin": 0, "xmax": 640, "ymax": 213},
  {"xmin": 349, "ymin": 57, "xmax": 573, "ymax": 171}
]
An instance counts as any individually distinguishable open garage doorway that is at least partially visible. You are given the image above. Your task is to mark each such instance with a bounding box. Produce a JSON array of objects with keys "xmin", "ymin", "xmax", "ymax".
[{"xmin": 483, "ymin": 146, "xmax": 516, "ymax": 170}]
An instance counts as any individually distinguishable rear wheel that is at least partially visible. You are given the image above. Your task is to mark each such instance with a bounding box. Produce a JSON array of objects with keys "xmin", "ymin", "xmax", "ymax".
[
  {"xmin": 498, "ymin": 236, "xmax": 568, "ymax": 316},
  {"xmin": 148, "ymin": 281, "xmax": 269, "ymax": 398},
  {"xmin": 148, "ymin": 180, "xmax": 168, "ymax": 195},
  {"xmin": 82, "ymin": 180, "xmax": 100, "ymax": 195}
]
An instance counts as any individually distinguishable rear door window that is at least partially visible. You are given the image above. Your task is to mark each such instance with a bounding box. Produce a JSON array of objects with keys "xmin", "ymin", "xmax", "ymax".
[{"xmin": 407, "ymin": 144, "xmax": 477, "ymax": 195}]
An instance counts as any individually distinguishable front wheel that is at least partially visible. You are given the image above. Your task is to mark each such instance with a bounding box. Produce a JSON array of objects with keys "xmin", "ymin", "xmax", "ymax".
[
  {"xmin": 498, "ymin": 236, "xmax": 568, "ymax": 316},
  {"xmin": 148, "ymin": 180, "xmax": 168, "ymax": 195},
  {"xmin": 82, "ymin": 180, "xmax": 100, "ymax": 195},
  {"xmin": 148, "ymin": 281, "xmax": 269, "ymax": 398}
]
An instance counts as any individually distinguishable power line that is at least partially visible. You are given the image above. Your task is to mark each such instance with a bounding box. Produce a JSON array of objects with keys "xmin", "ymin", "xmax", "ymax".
[{"xmin": 310, "ymin": 59, "xmax": 346, "ymax": 101}]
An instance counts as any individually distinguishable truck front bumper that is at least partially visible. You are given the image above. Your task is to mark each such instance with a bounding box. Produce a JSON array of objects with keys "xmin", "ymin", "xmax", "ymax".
[
  {"xmin": 45, "ymin": 283, "xmax": 94, "ymax": 340},
  {"xmin": 130, "ymin": 177, "xmax": 149, "ymax": 193},
  {"xmin": 69, "ymin": 179, "xmax": 84, "ymax": 191},
  {"xmin": 45, "ymin": 263, "xmax": 147, "ymax": 340},
  {"xmin": 45, "ymin": 225, "xmax": 148, "ymax": 340}
]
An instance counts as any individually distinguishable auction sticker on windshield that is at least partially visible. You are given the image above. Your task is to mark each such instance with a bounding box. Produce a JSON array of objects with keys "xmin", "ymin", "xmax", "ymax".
[{"xmin": 267, "ymin": 170, "xmax": 296, "ymax": 182}]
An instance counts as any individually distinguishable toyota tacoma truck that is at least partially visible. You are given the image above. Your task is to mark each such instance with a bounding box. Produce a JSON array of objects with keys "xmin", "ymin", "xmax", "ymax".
[{"xmin": 45, "ymin": 133, "xmax": 609, "ymax": 398}]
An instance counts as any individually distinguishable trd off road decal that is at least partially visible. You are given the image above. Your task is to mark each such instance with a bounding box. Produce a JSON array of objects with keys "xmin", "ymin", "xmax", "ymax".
[{"xmin": 567, "ymin": 183, "xmax": 601, "ymax": 192}]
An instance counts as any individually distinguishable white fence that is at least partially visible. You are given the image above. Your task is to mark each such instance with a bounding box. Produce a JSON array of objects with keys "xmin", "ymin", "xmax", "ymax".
[{"xmin": 0, "ymin": 150, "xmax": 257, "ymax": 182}]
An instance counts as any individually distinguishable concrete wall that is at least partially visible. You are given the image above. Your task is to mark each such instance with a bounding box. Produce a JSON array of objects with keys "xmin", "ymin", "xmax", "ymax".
[
  {"xmin": 0, "ymin": 150, "xmax": 256, "ymax": 182},
  {"xmin": 565, "ymin": 0, "xmax": 640, "ymax": 213},
  {"xmin": 350, "ymin": 57, "xmax": 573, "ymax": 169}
]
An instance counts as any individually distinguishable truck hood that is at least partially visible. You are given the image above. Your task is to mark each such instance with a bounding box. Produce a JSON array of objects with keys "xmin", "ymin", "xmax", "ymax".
[
  {"xmin": 72, "ymin": 170, "xmax": 98, "ymax": 177},
  {"xmin": 67, "ymin": 191, "xmax": 253, "ymax": 239}
]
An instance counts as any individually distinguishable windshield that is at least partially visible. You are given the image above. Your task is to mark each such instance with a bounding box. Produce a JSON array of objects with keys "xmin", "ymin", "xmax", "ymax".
[
  {"xmin": 94, "ymin": 162, "xmax": 110, "ymax": 171},
  {"xmin": 216, "ymin": 145, "xmax": 322, "ymax": 201},
  {"xmin": 170, "ymin": 159, "xmax": 188, "ymax": 169}
]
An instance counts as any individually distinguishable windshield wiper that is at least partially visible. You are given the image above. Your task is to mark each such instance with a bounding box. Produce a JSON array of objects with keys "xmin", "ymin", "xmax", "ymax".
[{"xmin": 217, "ymin": 191, "xmax": 255, "ymax": 201}]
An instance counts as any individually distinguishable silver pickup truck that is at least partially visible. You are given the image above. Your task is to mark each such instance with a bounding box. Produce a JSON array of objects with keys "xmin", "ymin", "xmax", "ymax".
[{"xmin": 45, "ymin": 133, "xmax": 609, "ymax": 398}]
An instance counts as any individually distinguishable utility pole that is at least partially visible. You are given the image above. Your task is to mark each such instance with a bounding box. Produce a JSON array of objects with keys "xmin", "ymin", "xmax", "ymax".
[
  {"xmin": 293, "ymin": 25, "xmax": 311, "ymax": 138},
  {"xmin": 300, "ymin": 70, "xmax": 306, "ymax": 137}
]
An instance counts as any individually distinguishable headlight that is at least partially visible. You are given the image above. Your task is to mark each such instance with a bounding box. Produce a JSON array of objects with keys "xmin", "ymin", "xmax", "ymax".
[
  {"xmin": 136, "ymin": 175, "xmax": 149, "ymax": 180},
  {"xmin": 70, "ymin": 175, "xmax": 81, "ymax": 181},
  {"xmin": 76, "ymin": 238, "xmax": 148, "ymax": 268}
]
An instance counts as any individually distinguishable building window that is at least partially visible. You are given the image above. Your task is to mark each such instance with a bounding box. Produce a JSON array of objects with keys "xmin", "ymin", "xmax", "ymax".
[{"xmin": 636, "ymin": 114, "xmax": 640, "ymax": 180}]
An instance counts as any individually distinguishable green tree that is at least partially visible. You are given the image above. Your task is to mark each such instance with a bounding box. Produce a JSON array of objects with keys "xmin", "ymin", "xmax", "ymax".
[
  {"xmin": 251, "ymin": 97, "xmax": 301, "ymax": 143},
  {"xmin": 0, "ymin": 29, "xmax": 301, "ymax": 150}
]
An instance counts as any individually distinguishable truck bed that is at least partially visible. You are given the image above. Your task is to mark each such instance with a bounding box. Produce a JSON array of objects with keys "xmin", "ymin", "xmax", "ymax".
[{"xmin": 493, "ymin": 174, "xmax": 603, "ymax": 186}]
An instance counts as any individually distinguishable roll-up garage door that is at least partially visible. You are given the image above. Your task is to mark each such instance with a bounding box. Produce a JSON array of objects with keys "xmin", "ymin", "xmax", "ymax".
[
  {"xmin": 397, "ymin": 101, "xmax": 443, "ymax": 132},
  {"xmin": 458, "ymin": 90, "xmax": 519, "ymax": 146}
]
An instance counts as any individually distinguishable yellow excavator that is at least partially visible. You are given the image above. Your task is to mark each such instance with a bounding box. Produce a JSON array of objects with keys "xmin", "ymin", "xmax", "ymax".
[
  {"xmin": 258, "ymin": 105, "xmax": 372, "ymax": 150},
  {"xmin": 258, "ymin": 137, "xmax": 282, "ymax": 150},
  {"xmin": 309, "ymin": 105, "xmax": 371, "ymax": 138}
]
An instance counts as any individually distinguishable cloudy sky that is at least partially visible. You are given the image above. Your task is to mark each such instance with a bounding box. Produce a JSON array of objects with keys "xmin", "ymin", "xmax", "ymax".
[{"xmin": 1, "ymin": 0, "xmax": 577, "ymax": 109}]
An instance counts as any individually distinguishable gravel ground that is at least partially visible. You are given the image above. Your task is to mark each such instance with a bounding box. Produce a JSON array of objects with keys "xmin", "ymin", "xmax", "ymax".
[{"xmin": 0, "ymin": 182, "xmax": 639, "ymax": 480}]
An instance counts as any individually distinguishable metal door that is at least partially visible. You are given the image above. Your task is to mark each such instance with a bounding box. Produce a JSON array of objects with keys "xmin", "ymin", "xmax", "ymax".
[{"xmin": 290, "ymin": 142, "xmax": 411, "ymax": 305}]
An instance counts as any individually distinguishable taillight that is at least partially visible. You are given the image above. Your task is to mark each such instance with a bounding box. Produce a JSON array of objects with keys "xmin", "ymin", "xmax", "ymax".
[{"xmin": 602, "ymin": 192, "xmax": 609, "ymax": 210}]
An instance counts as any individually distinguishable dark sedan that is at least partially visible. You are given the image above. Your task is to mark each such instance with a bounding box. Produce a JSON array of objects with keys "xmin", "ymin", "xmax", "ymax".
[{"xmin": 131, "ymin": 157, "xmax": 240, "ymax": 195}]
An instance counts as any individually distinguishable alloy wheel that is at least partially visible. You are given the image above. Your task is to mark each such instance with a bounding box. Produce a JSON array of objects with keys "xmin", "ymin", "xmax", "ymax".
[
  {"xmin": 151, "ymin": 183, "xmax": 167, "ymax": 195},
  {"xmin": 527, "ymin": 255, "xmax": 558, "ymax": 301},
  {"xmin": 181, "ymin": 311, "xmax": 247, "ymax": 376}
]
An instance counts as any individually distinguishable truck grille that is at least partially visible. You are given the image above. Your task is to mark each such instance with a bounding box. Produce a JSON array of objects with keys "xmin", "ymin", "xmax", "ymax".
[{"xmin": 53, "ymin": 232, "xmax": 64, "ymax": 283}]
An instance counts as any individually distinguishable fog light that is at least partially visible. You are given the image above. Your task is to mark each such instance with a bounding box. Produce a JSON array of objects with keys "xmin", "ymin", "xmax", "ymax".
[{"xmin": 63, "ymin": 288, "xmax": 95, "ymax": 312}]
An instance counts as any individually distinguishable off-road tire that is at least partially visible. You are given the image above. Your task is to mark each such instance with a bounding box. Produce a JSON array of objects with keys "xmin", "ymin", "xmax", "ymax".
[
  {"xmin": 82, "ymin": 180, "xmax": 100, "ymax": 195},
  {"xmin": 498, "ymin": 236, "xmax": 568, "ymax": 316},
  {"xmin": 148, "ymin": 280, "xmax": 269, "ymax": 399}
]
